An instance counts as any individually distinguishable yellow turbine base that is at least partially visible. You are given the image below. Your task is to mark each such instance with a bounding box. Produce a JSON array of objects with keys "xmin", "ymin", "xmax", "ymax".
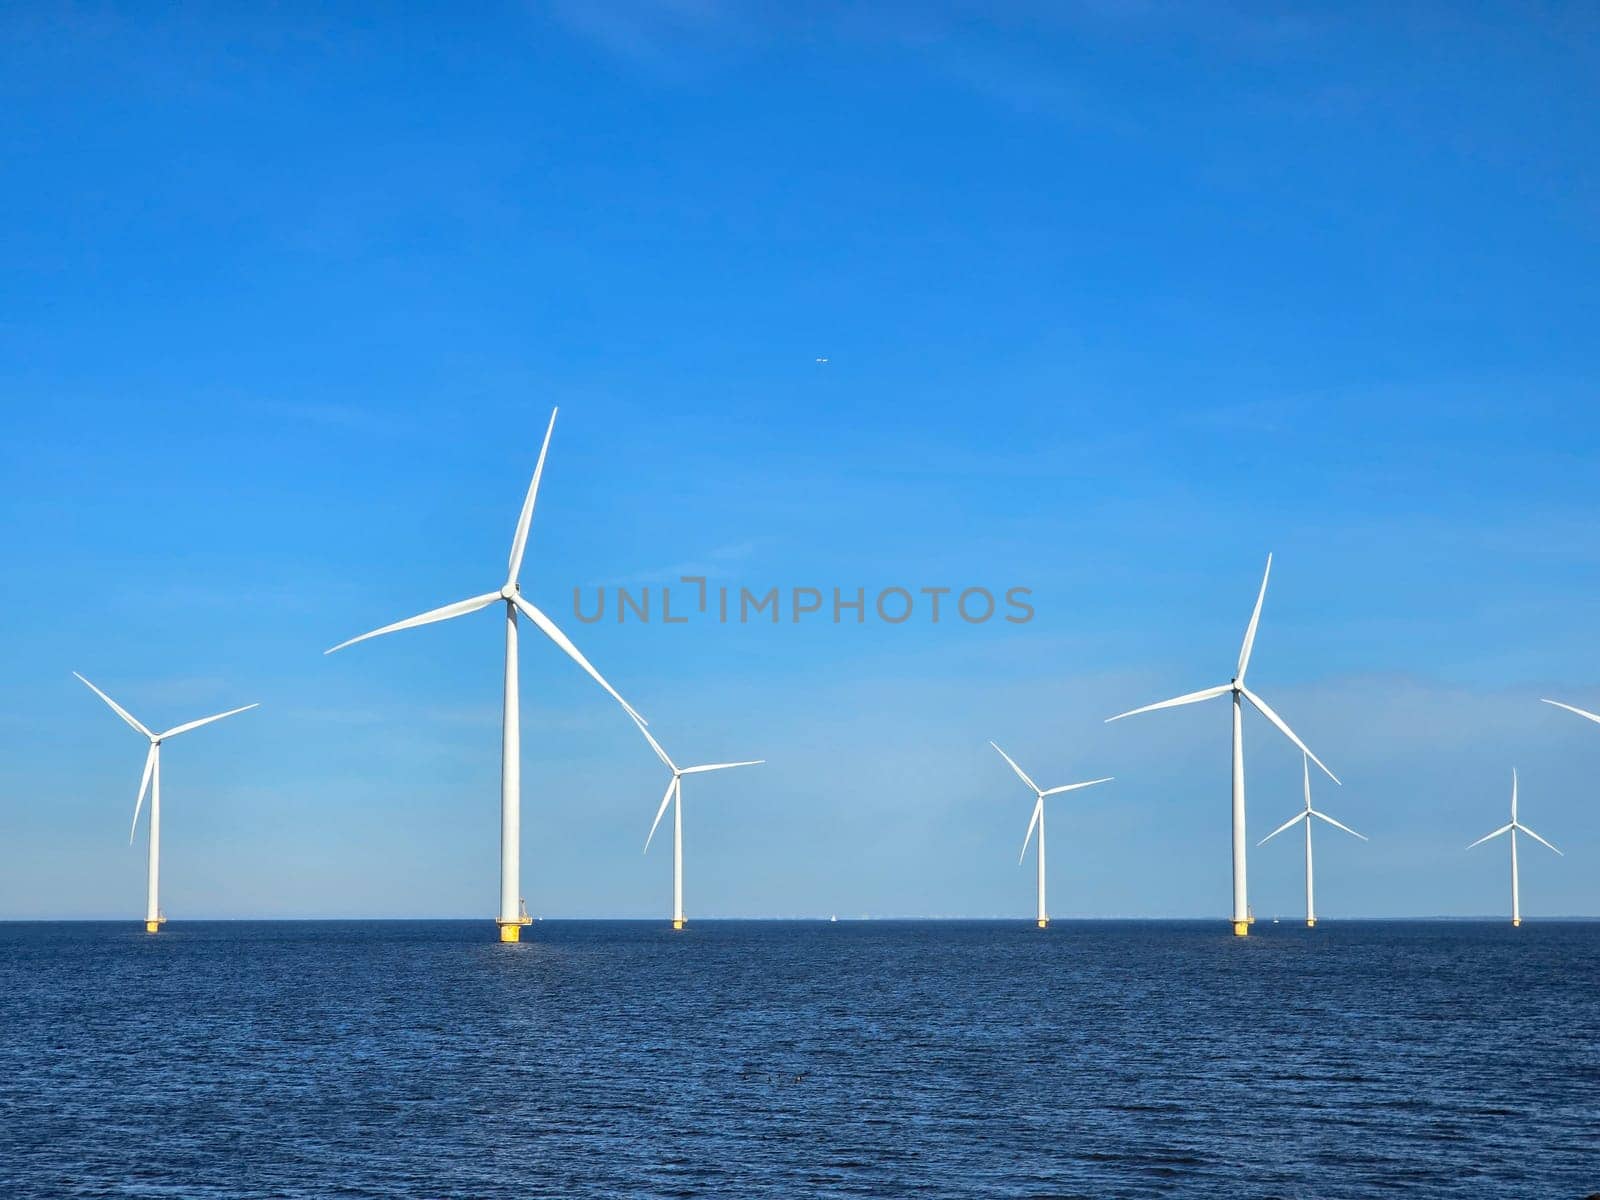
[
  {"xmin": 672, "ymin": 919, "xmax": 685, "ymax": 931},
  {"xmin": 1232, "ymin": 921, "xmax": 1250, "ymax": 937},
  {"xmin": 1036, "ymin": 918, "xmax": 1049, "ymax": 929},
  {"xmin": 1512, "ymin": 918, "xmax": 1522, "ymax": 928},
  {"xmin": 1307, "ymin": 918, "xmax": 1317, "ymax": 928},
  {"xmin": 144, "ymin": 920, "xmax": 161, "ymax": 934},
  {"xmin": 497, "ymin": 917, "xmax": 533, "ymax": 943},
  {"xmin": 496, "ymin": 913, "xmax": 532, "ymax": 943}
]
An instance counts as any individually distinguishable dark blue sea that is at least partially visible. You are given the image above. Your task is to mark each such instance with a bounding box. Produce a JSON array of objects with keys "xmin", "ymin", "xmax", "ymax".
[{"xmin": 2, "ymin": 920, "xmax": 1596, "ymax": 1198}]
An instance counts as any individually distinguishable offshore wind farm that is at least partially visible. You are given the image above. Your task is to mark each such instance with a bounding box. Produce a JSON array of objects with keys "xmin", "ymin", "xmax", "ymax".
[
  {"xmin": 47, "ymin": 497, "xmax": 1588, "ymax": 938},
  {"xmin": 47, "ymin": 507, "xmax": 1588, "ymax": 941},
  {"xmin": 4, "ymin": 5, "xmax": 1599, "ymax": 1199}
]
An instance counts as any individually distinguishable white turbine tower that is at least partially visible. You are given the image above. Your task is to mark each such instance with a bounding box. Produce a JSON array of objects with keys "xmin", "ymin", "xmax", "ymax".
[
  {"xmin": 1106, "ymin": 554, "xmax": 1339, "ymax": 936},
  {"xmin": 74, "ymin": 673, "xmax": 257, "ymax": 933},
  {"xmin": 989, "ymin": 742, "xmax": 1111, "ymax": 928},
  {"xmin": 1468, "ymin": 768, "xmax": 1562, "ymax": 927},
  {"xmin": 326, "ymin": 407, "xmax": 646, "ymax": 942},
  {"xmin": 633, "ymin": 716, "xmax": 762, "ymax": 930},
  {"xmin": 1258, "ymin": 753, "xmax": 1366, "ymax": 927}
]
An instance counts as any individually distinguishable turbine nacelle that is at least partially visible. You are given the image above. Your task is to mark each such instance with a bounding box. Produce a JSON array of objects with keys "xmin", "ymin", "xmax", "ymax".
[
  {"xmin": 633, "ymin": 713, "xmax": 763, "ymax": 855},
  {"xmin": 74, "ymin": 673, "xmax": 258, "ymax": 845},
  {"xmin": 324, "ymin": 408, "xmax": 648, "ymax": 729},
  {"xmin": 1259, "ymin": 755, "xmax": 1366, "ymax": 847},
  {"xmin": 988, "ymin": 742, "xmax": 1112, "ymax": 864},
  {"xmin": 1104, "ymin": 555, "xmax": 1340, "ymax": 785},
  {"xmin": 1467, "ymin": 769, "xmax": 1563, "ymax": 856}
]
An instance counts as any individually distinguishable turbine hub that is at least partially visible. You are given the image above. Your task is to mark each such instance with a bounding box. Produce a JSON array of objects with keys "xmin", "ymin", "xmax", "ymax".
[{"xmin": 500, "ymin": 583, "xmax": 518, "ymax": 601}]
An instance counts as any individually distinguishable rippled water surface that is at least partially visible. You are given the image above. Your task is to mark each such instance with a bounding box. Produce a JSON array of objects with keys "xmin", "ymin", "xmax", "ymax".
[{"xmin": 2, "ymin": 920, "xmax": 1597, "ymax": 1198}]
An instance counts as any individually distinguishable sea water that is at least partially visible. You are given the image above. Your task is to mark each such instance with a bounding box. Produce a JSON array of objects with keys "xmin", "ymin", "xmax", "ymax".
[{"xmin": 2, "ymin": 919, "xmax": 1596, "ymax": 1198}]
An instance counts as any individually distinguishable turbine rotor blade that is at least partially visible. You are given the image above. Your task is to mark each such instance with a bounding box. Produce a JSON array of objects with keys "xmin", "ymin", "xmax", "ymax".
[
  {"xmin": 643, "ymin": 776, "xmax": 676, "ymax": 853},
  {"xmin": 1310, "ymin": 809, "xmax": 1368, "ymax": 841},
  {"xmin": 1541, "ymin": 698, "xmax": 1600, "ymax": 726},
  {"xmin": 1303, "ymin": 754, "xmax": 1312, "ymax": 811},
  {"xmin": 73, "ymin": 673, "xmax": 152, "ymax": 738},
  {"xmin": 1239, "ymin": 685, "xmax": 1340, "ymax": 784},
  {"xmin": 1466, "ymin": 823, "xmax": 1513, "ymax": 850},
  {"xmin": 512, "ymin": 594, "xmax": 647, "ymax": 726},
  {"xmin": 1019, "ymin": 797, "xmax": 1043, "ymax": 865},
  {"xmin": 130, "ymin": 744, "xmax": 156, "ymax": 844},
  {"xmin": 1516, "ymin": 823, "xmax": 1563, "ymax": 856},
  {"xmin": 325, "ymin": 592, "xmax": 501, "ymax": 655},
  {"xmin": 680, "ymin": 760, "xmax": 764, "ymax": 774},
  {"xmin": 988, "ymin": 741, "xmax": 1039, "ymax": 793},
  {"xmin": 159, "ymin": 702, "xmax": 259, "ymax": 740},
  {"xmin": 1236, "ymin": 552, "xmax": 1273, "ymax": 682},
  {"xmin": 1257, "ymin": 810, "xmax": 1307, "ymax": 846},
  {"xmin": 507, "ymin": 407, "xmax": 558, "ymax": 584},
  {"xmin": 1511, "ymin": 767, "xmax": 1518, "ymax": 823},
  {"xmin": 629, "ymin": 712, "xmax": 676, "ymax": 773},
  {"xmin": 1040, "ymin": 777, "xmax": 1114, "ymax": 797},
  {"xmin": 1105, "ymin": 683, "xmax": 1231, "ymax": 723}
]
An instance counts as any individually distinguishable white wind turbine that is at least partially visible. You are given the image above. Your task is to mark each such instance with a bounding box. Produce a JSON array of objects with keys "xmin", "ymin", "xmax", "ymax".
[
  {"xmin": 326, "ymin": 407, "xmax": 646, "ymax": 942},
  {"xmin": 989, "ymin": 742, "xmax": 1111, "ymax": 928},
  {"xmin": 1106, "ymin": 554, "xmax": 1339, "ymax": 936},
  {"xmin": 633, "ymin": 716, "xmax": 762, "ymax": 930},
  {"xmin": 74, "ymin": 673, "xmax": 257, "ymax": 933},
  {"xmin": 1468, "ymin": 768, "xmax": 1562, "ymax": 927},
  {"xmin": 1258, "ymin": 753, "xmax": 1366, "ymax": 927}
]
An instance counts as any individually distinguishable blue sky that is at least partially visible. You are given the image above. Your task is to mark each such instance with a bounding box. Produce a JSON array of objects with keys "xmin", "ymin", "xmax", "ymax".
[{"xmin": 2, "ymin": 2, "xmax": 1598, "ymax": 920}]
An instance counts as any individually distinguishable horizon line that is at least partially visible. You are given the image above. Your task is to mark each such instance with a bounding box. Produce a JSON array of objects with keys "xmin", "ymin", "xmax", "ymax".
[{"xmin": 5, "ymin": 914, "xmax": 1599, "ymax": 924}]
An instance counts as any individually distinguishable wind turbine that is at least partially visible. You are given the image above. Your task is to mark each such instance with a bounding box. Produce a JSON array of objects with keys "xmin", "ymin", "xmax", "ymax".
[
  {"xmin": 74, "ymin": 672, "xmax": 257, "ymax": 933},
  {"xmin": 326, "ymin": 407, "xmax": 646, "ymax": 942},
  {"xmin": 1106, "ymin": 554, "xmax": 1339, "ymax": 936},
  {"xmin": 1468, "ymin": 768, "xmax": 1562, "ymax": 927},
  {"xmin": 1258, "ymin": 753, "xmax": 1366, "ymax": 927},
  {"xmin": 989, "ymin": 742, "xmax": 1111, "ymax": 928},
  {"xmin": 633, "ymin": 716, "xmax": 762, "ymax": 930}
]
